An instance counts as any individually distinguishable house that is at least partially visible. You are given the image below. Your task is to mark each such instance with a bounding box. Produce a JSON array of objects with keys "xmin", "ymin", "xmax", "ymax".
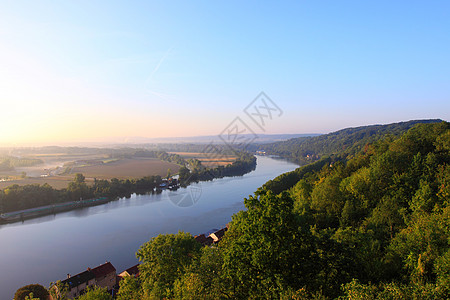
[
  {"xmin": 194, "ymin": 227, "xmax": 228, "ymax": 246},
  {"xmin": 90, "ymin": 262, "xmax": 117, "ymax": 290},
  {"xmin": 118, "ymin": 264, "xmax": 140, "ymax": 278},
  {"xmin": 60, "ymin": 270, "xmax": 96, "ymax": 299},
  {"xmin": 209, "ymin": 227, "xmax": 227, "ymax": 243},
  {"xmin": 194, "ymin": 234, "xmax": 214, "ymax": 246},
  {"xmin": 54, "ymin": 262, "xmax": 117, "ymax": 299}
]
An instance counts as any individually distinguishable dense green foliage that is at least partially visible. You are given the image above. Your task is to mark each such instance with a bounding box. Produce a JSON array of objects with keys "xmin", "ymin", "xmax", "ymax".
[
  {"xmin": 114, "ymin": 121, "xmax": 449, "ymax": 299},
  {"xmin": 136, "ymin": 232, "xmax": 202, "ymax": 299},
  {"xmin": 117, "ymin": 276, "xmax": 141, "ymax": 300},
  {"xmin": 74, "ymin": 286, "xmax": 112, "ymax": 300}
]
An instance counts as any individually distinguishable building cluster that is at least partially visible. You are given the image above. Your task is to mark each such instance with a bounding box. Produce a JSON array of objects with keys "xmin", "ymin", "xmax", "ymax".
[
  {"xmin": 157, "ymin": 177, "xmax": 180, "ymax": 190},
  {"xmin": 54, "ymin": 262, "xmax": 139, "ymax": 299},
  {"xmin": 54, "ymin": 226, "xmax": 228, "ymax": 298}
]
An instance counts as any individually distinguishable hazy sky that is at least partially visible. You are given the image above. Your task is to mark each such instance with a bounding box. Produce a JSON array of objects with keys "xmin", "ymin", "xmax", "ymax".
[{"xmin": 1, "ymin": 1, "xmax": 449, "ymax": 145}]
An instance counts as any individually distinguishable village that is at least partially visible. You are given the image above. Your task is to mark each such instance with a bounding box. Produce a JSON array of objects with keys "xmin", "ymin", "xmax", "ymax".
[{"xmin": 53, "ymin": 226, "xmax": 228, "ymax": 299}]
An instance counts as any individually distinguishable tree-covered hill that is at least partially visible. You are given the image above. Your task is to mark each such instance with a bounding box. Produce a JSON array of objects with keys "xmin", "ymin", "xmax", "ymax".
[
  {"xmin": 110, "ymin": 121, "xmax": 449, "ymax": 299},
  {"xmin": 260, "ymin": 119, "xmax": 442, "ymax": 164}
]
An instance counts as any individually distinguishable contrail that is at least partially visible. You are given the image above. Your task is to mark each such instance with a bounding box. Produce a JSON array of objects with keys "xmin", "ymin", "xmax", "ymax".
[{"xmin": 145, "ymin": 47, "xmax": 173, "ymax": 85}]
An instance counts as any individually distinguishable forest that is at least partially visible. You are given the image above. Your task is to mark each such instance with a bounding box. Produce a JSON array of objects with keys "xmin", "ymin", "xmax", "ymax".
[{"xmin": 256, "ymin": 119, "xmax": 442, "ymax": 164}]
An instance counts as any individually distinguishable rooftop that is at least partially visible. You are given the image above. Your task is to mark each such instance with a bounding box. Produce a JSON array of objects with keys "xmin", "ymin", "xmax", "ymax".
[
  {"xmin": 61, "ymin": 270, "xmax": 95, "ymax": 289},
  {"xmin": 91, "ymin": 262, "xmax": 116, "ymax": 278}
]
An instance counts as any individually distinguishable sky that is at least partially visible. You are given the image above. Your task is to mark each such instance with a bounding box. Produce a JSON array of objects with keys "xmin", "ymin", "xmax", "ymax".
[{"xmin": 0, "ymin": 1, "xmax": 449, "ymax": 146}]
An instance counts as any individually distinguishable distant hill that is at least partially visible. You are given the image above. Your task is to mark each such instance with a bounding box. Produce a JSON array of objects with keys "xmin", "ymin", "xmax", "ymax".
[{"xmin": 259, "ymin": 119, "xmax": 443, "ymax": 163}]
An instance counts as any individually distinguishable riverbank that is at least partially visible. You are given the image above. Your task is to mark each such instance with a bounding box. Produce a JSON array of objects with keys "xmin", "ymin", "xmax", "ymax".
[
  {"xmin": 0, "ymin": 152, "xmax": 256, "ymax": 218},
  {"xmin": 0, "ymin": 197, "xmax": 109, "ymax": 224}
]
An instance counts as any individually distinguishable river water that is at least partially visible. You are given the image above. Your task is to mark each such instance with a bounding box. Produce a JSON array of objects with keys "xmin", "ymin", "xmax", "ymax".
[{"xmin": 0, "ymin": 155, "xmax": 298, "ymax": 299}]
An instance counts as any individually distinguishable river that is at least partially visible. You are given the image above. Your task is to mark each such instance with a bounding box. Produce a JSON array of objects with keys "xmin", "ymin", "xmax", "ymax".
[{"xmin": 0, "ymin": 155, "xmax": 298, "ymax": 299}]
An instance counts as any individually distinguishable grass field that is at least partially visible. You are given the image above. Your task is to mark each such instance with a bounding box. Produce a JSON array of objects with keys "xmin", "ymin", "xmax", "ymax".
[{"xmin": 168, "ymin": 152, "xmax": 237, "ymax": 167}]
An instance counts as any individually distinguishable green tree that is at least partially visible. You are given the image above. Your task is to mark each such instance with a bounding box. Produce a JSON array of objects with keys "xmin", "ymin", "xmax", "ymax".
[
  {"xmin": 14, "ymin": 284, "xmax": 49, "ymax": 300},
  {"xmin": 434, "ymin": 249, "xmax": 450, "ymax": 295},
  {"xmin": 74, "ymin": 173, "xmax": 85, "ymax": 184},
  {"xmin": 178, "ymin": 166, "xmax": 190, "ymax": 183},
  {"xmin": 49, "ymin": 280, "xmax": 69, "ymax": 300},
  {"xmin": 221, "ymin": 191, "xmax": 316, "ymax": 298},
  {"xmin": 67, "ymin": 173, "xmax": 90, "ymax": 201},
  {"xmin": 75, "ymin": 286, "xmax": 112, "ymax": 300},
  {"xmin": 136, "ymin": 231, "xmax": 201, "ymax": 299},
  {"xmin": 174, "ymin": 247, "xmax": 226, "ymax": 299},
  {"xmin": 388, "ymin": 207, "xmax": 450, "ymax": 284},
  {"xmin": 340, "ymin": 279, "xmax": 377, "ymax": 300},
  {"xmin": 310, "ymin": 173, "xmax": 345, "ymax": 227},
  {"xmin": 117, "ymin": 276, "xmax": 141, "ymax": 300},
  {"xmin": 174, "ymin": 273, "xmax": 207, "ymax": 300}
]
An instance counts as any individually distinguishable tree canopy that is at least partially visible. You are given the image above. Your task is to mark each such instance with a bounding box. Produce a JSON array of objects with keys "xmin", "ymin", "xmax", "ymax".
[{"xmin": 14, "ymin": 284, "xmax": 49, "ymax": 300}]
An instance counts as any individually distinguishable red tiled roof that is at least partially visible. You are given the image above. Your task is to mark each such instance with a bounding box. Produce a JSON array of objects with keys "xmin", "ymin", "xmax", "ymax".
[{"xmin": 91, "ymin": 262, "xmax": 116, "ymax": 278}]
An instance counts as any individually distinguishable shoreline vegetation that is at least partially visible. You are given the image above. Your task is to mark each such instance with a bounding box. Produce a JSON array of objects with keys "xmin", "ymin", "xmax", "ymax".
[{"xmin": 0, "ymin": 149, "xmax": 256, "ymax": 224}]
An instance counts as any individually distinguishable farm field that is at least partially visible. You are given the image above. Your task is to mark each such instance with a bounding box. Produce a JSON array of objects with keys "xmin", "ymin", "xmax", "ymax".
[
  {"xmin": 0, "ymin": 176, "xmax": 75, "ymax": 189},
  {"xmin": 71, "ymin": 157, "xmax": 180, "ymax": 179},
  {"xmin": 169, "ymin": 152, "xmax": 237, "ymax": 167},
  {"xmin": 0, "ymin": 148, "xmax": 238, "ymax": 190},
  {"xmin": 0, "ymin": 148, "xmax": 181, "ymax": 189}
]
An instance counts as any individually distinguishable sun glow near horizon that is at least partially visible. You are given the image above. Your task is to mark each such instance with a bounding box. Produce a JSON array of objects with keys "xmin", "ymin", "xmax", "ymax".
[
  {"xmin": 0, "ymin": 45, "xmax": 202, "ymax": 146},
  {"xmin": 1, "ymin": 1, "xmax": 449, "ymax": 146}
]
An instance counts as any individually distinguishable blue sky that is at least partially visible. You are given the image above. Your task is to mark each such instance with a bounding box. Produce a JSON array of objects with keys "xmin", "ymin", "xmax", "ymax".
[{"xmin": 0, "ymin": 1, "xmax": 449, "ymax": 144}]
